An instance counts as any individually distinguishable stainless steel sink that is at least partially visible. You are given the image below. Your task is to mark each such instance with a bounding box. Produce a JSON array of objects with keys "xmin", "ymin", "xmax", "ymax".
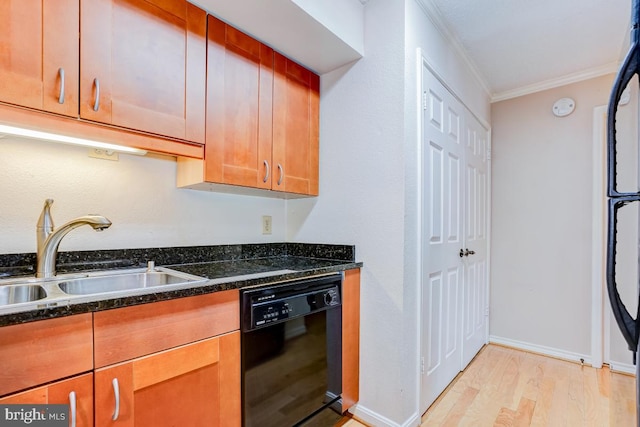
[
  {"xmin": 58, "ymin": 269, "xmax": 204, "ymax": 295},
  {"xmin": 0, "ymin": 284, "xmax": 47, "ymax": 306}
]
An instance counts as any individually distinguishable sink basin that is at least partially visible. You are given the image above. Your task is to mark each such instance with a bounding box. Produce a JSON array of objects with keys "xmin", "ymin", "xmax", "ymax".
[
  {"xmin": 58, "ymin": 269, "xmax": 204, "ymax": 295},
  {"xmin": 0, "ymin": 284, "xmax": 47, "ymax": 306}
]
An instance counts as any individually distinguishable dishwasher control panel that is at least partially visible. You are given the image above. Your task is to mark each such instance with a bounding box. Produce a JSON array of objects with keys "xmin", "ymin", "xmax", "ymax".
[{"xmin": 241, "ymin": 275, "xmax": 342, "ymax": 331}]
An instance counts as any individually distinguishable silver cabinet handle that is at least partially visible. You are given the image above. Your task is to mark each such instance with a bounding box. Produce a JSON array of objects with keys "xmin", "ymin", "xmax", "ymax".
[
  {"xmin": 263, "ymin": 160, "xmax": 270, "ymax": 183},
  {"xmin": 57, "ymin": 68, "xmax": 65, "ymax": 104},
  {"xmin": 111, "ymin": 378, "xmax": 120, "ymax": 421},
  {"xmin": 277, "ymin": 163, "xmax": 284, "ymax": 186},
  {"xmin": 93, "ymin": 78, "xmax": 100, "ymax": 112},
  {"xmin": 68, "ymin": 391, "xmax": 76, "ymax": 427}
]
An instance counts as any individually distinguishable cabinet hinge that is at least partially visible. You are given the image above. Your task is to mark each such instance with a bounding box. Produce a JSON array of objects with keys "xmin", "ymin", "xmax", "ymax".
[
  {"xmin": 421, "ymin": 356, "xmax": 425, "ymax": 374},
  {"xmin": 422, "ymin": 91, "xmax": 428, "ymax": 111}
]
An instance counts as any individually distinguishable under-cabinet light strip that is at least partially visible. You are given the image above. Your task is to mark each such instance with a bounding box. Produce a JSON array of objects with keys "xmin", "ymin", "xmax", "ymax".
[{"xmin": 0, "ymin": 124, "xmax": 147, "ymax": 155}]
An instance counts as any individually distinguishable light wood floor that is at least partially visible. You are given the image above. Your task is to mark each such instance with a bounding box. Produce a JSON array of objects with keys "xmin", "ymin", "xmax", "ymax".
[{"xmin": 341, "ymin": 344, "xmax": 637, "ymax": 427}]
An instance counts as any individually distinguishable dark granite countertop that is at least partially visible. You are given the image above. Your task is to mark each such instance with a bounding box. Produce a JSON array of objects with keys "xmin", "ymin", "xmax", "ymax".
[{"xmin": 0, "ymin": 243, "xmax": 362, "ymax": 327}]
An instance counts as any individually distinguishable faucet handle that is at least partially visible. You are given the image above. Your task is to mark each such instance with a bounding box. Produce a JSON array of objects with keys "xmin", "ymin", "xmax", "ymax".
[
  {"xmin": 146, "ymin": 261, "xmax": 156, "ymax": 272},
  {"xmin": 37, "ymin": 199, "xmax": 55, "ymax": 252}
]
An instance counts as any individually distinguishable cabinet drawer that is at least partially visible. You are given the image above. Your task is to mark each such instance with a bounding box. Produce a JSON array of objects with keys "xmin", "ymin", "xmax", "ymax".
[
  {"xmin": 94, "ymin": 290, "xmax": 239, "ymax": 368},
  {"xmin": 0, "ymin": 313, "xmax": 93, "ymax": 397}
]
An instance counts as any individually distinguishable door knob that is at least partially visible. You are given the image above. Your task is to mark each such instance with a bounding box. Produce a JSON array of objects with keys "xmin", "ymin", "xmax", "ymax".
[{"xmin": 459, "ymin": 249, "xmax": 476, "ymax": 257}]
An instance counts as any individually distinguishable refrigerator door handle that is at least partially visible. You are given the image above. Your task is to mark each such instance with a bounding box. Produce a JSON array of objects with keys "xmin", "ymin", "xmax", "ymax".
[
  {"xmin": 606, "ymin": 199, "xmax": 639, "ymax": 352},
  {"xmin": 607, "ymin": 41, "xmax": 640, "ymax": 197}
]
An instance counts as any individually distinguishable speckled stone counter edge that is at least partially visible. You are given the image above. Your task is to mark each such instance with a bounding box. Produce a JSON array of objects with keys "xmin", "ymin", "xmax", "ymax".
[{"xmin": 0, "ymin": 243, "xmax": 362, "ymax": 327}]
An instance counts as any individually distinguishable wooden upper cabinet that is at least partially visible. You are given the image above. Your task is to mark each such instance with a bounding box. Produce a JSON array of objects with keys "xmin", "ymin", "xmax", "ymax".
[
  {"xmin": 80, "ymin": 0, "xmax": 206, "ymax": 144},
  {"xmin": 0, "ymin": 0, "xmax": 79, "ymax": 117},
  {"xmin": 205, "ymin": 15, "xmax": 274, "ymax": 189},
  {"xmin": 273, "ymin": 53, "xmax": 320, "ymax": 196},
  {"xmin": 177, "ymin": 21, "xmax": 320, "ymax": 197}
]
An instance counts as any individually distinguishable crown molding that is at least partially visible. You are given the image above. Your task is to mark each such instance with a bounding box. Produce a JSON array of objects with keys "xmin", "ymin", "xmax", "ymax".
[
  {"xmin": 491, "ymin": 62, "xmax": 620, "ymax": 103},
  {"xmin": 414, "ymin": 0, "xmax": 492, "ymax": 98}
]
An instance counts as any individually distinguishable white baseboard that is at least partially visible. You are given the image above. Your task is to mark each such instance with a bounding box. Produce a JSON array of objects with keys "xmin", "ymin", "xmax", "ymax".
[
  {"xmin": 489, "ymin": 335, "xmax": 592, "ymax": 366},
  {"xmin": 490, "ymin": 335, "xmax": 637, "ymax": 376},
  {"xmin": 350, "ymin": 404, "xmax": 421, "ymax": 427},
  {"xmin": 609, "ymin": 361, "xmax": 636, "ymax": 375}
]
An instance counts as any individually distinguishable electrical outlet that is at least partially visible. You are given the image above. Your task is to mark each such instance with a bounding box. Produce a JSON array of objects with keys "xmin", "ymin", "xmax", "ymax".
[
  {"xmin": 262, "ymin": 215, "xmax": 272, "ymax": 235},
  {"xmin": 88, "ymin": 148, "xmax": 119, "ymax": 161}
]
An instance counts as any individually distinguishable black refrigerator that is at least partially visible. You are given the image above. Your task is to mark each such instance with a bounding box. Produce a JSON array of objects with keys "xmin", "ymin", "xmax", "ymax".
[{"xmin": 607, "ymin": 0, "xmax": 640, "ymax": 425}]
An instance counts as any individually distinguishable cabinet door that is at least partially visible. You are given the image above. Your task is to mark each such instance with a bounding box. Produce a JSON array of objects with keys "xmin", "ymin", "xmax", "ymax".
[
  {"xmin": 273, "ymin": 53, "xmax": 320, "ymax": 196},
  {"xmin": 95, "ymin": 332, "xmax": 240, "ymax": 427},
  {"xmin": 0, "ymin": 0, "xmax": 79, "ymax": 116},
  {"xmin": 0, "ymin": 373, "xmax": 94, "ymax": 427},
  {"xmin": 205, "ymin": 16, "xmax": 273, "ymax": 189},
  {"xmin": 80, "ymin": 0, "xmax": 206, "ymax": 144}
]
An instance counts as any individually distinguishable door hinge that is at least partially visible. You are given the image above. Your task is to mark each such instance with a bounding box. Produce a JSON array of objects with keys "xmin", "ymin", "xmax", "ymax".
[
  {"xmin": 422, "ymin": 91, "xmax": 428, "ymax": 111},
  {"xmin": 486, "ymin": 149, "xmax": 492, "ymax": 160},
  {"xmin": 421, "ymin": 356, "xmax": 425, "ymax": 374},
  {"xmin": 485, "ymin": 307, "xmax": 490, "ymax": 316}
]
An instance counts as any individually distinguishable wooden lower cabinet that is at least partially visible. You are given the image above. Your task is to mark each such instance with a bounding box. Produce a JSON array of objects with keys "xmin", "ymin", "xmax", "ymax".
[
  {"xmin": 0, "ymin": 373, "xmax": 94, "ymax": 427},
  {"xmin": 0, "ymin": 313, "xmax": 93, "ymax": 397},
  {"xmin": 94, "ymin": 331, "xmax": 240, "ymax": 427},
  {"xmin": 0, "ymin": 276, "xmax": 354, "ymax": 425},
  {"xmin": 342, "ymin": 268, "xmax": 361, "ymax": 412}
]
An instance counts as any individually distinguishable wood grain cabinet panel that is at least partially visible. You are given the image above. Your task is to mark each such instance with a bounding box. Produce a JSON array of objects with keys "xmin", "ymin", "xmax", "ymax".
[
  {"xmin": 273, "ymin": 53, "xmax": 320, "ymax": 196},
  {"xmin": 80, "ymin": 0, "xmax": 206, "ymax": 144},
  {"xmin": 0, "ymin": 313, "xmax": 93, "ymax": 397},
  {"xmin": 177, "ymin": 19, "xmax": 320, "ymax": 197},
  {"xmin": 342, "ymin": 268, "xmax": 361, "ymax": 411},
  {"xmin": 95, "ymin": 332, "xmax": 240, "ymax": 427},
  {"xmin": 204, "ymin": 15, "xmax": 274, "ymax": 189},
  {"xmin": 0, "ymin": 0, "xmax": 79, "ymax": 117},
  {"xmin": 0, "ymin": 373, "xmax": 94, "ymax": 427},
  {"xmin": 93, "ymin": 290, "xmax": 239, "ymax": 368}
]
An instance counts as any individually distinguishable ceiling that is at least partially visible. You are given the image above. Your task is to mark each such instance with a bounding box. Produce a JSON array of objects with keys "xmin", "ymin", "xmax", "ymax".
[{"xmin": 428, "ymin": 0, "xmax": 632, "ymax": 101}]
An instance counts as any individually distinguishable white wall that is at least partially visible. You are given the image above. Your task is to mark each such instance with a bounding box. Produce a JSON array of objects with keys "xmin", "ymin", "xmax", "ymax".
[
  {"xmin": 0, "ymin": 136, "xmax": 286, "ymax": 255},
  {"xmin": 288, "ymin": 0, "xmax": 407, "ymax": 424},
  {"xmin": 287, "ymin": 0, "xmax": 490, "ymax": 425},
  {"xmin": 490, "ymin": 75, "xmax": 614, "ymax": 358},
  {"xmin": 291, "ymin": 0, "xmax": 364, "ymax": 55}
]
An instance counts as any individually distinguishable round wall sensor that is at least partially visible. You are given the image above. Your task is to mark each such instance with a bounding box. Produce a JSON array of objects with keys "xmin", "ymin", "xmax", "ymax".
[{"xmin": 552, "ymin": 98, "xmax": 575, "ymax": 117}]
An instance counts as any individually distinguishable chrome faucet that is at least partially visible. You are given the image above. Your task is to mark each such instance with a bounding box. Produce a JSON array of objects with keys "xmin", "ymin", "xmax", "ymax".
[{"xmin": 36, "ymin": 199, "xmax": 112, "ymax": 278}]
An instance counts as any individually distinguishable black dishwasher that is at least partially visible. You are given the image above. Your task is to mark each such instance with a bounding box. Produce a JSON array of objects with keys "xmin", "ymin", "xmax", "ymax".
[{"xmin": 241, "ymin": 274, "xmax": 343, "ymax": 427}]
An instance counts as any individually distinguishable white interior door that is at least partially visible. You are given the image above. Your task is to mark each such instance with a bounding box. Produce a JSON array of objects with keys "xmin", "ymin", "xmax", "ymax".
[
  {"xmin": 419, "ymin": 66, "xmax": 465, "ymax": 413},
  {"xmin": 462, "ymin": 114, "xmax": 489, "ymax": 367},
  {"xmin": 419, "ymin": 61, "xmax": 490, "ymax": 414}
]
